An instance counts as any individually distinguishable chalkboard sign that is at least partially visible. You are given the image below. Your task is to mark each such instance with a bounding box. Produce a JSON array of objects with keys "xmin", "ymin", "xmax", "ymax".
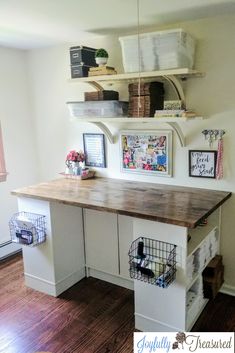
[{"xmin": 189, "ymin": 150, "xmax": 217, "ymax": 178}]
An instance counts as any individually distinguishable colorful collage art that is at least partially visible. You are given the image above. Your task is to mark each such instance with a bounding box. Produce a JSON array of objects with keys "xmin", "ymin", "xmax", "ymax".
[{"xmin": 120, "ymin": 130, "xmax": 172, "ymax": 177}]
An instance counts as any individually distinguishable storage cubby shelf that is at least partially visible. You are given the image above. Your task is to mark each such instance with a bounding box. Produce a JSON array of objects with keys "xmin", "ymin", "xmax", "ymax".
[
  {"xmin": 187, "ymin": 298, "xmax": 209, "ymax": 331},
  {"xmin": 186, "ymin": 251, "xmax": 218, "ymax": 291},
  {"xmin": 187, "ymin": 225, "xmax": 217, "ymax": 257},
  {"xmin": 71, "ymin": 116, "xmax": 203, "ymax": 146}
]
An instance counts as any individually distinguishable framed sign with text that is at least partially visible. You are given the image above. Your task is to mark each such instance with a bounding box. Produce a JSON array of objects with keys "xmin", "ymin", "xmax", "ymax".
[
  {"xmin": 189, "ymin": 150, "xmax": 217, "ymax": 178},
  {"xmin": 83, "ymin": 133, "xmax": 106, "ymax": 168}
]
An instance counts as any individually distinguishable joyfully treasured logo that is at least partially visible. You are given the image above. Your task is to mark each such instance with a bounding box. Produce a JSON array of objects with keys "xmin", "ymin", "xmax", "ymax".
[{"xmin": 134, "ymin": 332, "xmax": 234, "ymax": 353}]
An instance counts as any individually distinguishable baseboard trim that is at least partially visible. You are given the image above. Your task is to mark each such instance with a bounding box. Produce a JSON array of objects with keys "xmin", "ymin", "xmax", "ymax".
[
  {"xmin": 25, "ymin": 268, "xmax": 85, "ymax": 297},
  {"xmin": 220, "ymin": 283, "xmax": 235, "ymax": 297},
  {"xmin": 0, "ymin": 242, "xmax": 22, "ymax": 260},
  {"xmin": 55, "ymin": 269, "xmax": 86, "ymax": 296},
  {"xmin": 87, "ymin": 268, "xmax": 134, "ymax": 290},
  {"xmin": 135, "ymin": 312, "xmax": 182, "ymax": 332}
]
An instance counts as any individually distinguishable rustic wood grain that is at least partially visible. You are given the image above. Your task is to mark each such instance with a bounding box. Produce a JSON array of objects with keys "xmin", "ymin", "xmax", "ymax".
[
  {"xmin": 11, "ymin": 177, "xmax": 231, "ymax": 228},
  {"xmin": 1, "ymin": 254, "xmax": 235, "ymax": 353}
]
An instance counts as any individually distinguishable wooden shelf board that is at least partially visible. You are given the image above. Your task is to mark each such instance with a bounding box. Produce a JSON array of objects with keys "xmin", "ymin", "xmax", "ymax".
[
  {"xmin": 69, "ymin": 68, "xmax": 204, "ymax": 84},
  {"xmin": 72, "ymin": 116, "xmax": 203, "ymax": 123}
]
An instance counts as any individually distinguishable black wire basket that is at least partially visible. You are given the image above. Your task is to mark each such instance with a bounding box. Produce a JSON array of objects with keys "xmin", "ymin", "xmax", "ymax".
[
  {"xmin": 9, "ymin": 211, "xmax": 46, "ymax": 247},
  {"xmin": 128, "ymin": 237, "xmax": 177, "ymax": 288}
]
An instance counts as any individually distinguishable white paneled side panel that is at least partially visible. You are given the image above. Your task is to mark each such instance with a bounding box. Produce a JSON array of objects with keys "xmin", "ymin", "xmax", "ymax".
[
  {"xmin": 133, "ymin": 217, "xmax": 188, "ymax": 331},
  {"xmin": 133, "ymin": 218, "xmax": 188, "ymax": 247},
  {"xmin": 50, "ymin": 202, "xmax": 85, "ymax": 284},
  {"xmin": 18, "ymin": 197, "xmax": 55, "ymax": 283},
  {"xmin": 118, "ymin": 215, "xmax": 133, "ymax": 279},
  {"xmin": 18, "ymin": 197, "xmax": 85, "ymax": 296},
  {"xmin": 133, "ymin": 217, "xmax": 188, "ymax": 271},
  {"xmin": 84, "ymin": 209, "xmax": 119, "ymax": 276},
  {"xmin": 135, "ymin": 280, "xmax": 186, "ymax": 331}
]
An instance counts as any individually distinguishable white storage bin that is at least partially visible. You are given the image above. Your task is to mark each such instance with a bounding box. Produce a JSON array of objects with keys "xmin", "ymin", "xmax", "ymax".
[
  {"xmin": 119, "ymin": 33, "xmax": 158, "ymax": 73},
  {"xmin": 67, "ymin": 101, "xmax": 129, "ymax": 118},
  {"xmin": 119, "ymin": 28, "xmax": 195, "ymax": 73}
]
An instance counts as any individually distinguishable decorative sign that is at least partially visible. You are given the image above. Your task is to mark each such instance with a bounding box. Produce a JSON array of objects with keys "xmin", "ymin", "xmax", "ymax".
[
  {"xmin": 83, "ymin": 133, "xmax": 106, "ymax": 168},
  {"xmin": 189, "ymin": 150, "xmax": 217, "ymax": 178},
  {"xmin": 120, "ymin": 130, "xmax": 172, "ymax": 177}
]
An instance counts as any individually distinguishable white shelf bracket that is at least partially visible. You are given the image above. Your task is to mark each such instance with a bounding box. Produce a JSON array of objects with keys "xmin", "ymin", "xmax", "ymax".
[
  {"xmin": 167, "ymin": 122, "xmax": 185, "ymax": 147},
  {"xmin": 91, "ymin": 122, "xmax": 115, "ymax": 144},
  {"xmin": 163, "ymin": 75, "xmax": 186, "ymax": 106}
]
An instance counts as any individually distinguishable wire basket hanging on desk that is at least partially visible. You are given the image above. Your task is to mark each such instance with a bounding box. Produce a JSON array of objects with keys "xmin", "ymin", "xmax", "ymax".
[
  {"xmin": 128, "ymin": 237, "xmax": 177, "ymax": 288},
  {"xmin": 9, "ymin": 211, "xmax": 46, "ymax": 247}
]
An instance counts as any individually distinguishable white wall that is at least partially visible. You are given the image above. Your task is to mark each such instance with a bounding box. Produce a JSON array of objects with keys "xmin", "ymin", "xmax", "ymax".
[
  {"xmin": 0, "ymin": 46, "xmax": 39, "ymax": 245},
  {"xmin": 27, "ymin": 14, "xmax": 235, "ymax": 287}
]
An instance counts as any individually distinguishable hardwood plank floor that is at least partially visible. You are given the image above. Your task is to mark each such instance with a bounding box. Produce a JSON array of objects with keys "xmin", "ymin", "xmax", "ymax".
[{"xmin": 0, "ymin": 254, "xmax": 235, "ymax": 353}]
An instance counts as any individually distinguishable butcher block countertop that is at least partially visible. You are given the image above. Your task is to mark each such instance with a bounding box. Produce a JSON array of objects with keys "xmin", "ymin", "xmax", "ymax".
[{"xmin": 12, "ymin": 177, "xmax": 231, "ymax": 228}]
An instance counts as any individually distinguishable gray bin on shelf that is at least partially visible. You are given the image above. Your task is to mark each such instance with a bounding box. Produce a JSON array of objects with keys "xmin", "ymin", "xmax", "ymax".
[{"xmin": 67, "ymin": 101, "xmax": 129, "ymax": 118}]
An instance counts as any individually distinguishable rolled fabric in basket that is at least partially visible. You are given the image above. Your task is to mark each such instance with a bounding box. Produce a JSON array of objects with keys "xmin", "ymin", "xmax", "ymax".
[
  {"xmin": 146, "ymin": 260, "xmax": 165, "ymax": 277},
  {"xmin": 155, "ymin": 265, "xmax": 174, "ymax": 288}
]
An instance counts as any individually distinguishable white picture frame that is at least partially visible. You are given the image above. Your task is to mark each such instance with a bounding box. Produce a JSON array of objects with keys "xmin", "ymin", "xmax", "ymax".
[{"xmin": 120, "ymin": 130, "xmax": 173, "ymax": 177}]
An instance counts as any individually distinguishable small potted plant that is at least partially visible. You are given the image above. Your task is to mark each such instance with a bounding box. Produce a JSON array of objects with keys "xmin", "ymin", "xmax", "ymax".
[{"xmin": 95, "ymin": 48, "xmax": 109, "ymax": 66}]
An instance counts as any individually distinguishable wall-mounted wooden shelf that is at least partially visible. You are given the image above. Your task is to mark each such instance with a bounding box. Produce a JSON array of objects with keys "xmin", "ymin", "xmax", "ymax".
[
  {"xmin": 72, "ymin": 116, "xmax": 203, "ymax": 123},
  {"xmin": 69, "ymin": 68, "xmax": 204, "ymax": 100},
  {"xmin": 71, "ymin": 116, "xmax": 203, "ymax": 146},
  {"xmin": 69, "ymin": 68, "xmax": 204, "ymax": 84},
  {"xmin": 68, "ymin": 68, "xmax": 205, "ymax": 146}
]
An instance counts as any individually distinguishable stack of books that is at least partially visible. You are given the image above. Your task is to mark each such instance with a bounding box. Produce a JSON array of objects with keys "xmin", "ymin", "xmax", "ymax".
[
  {"xmin": 128, "ymin": 82, "xmax": 164, "ymax": 117},
  {"xmin": 88, "ymin": 66, "xmax": 117, "ymax": 76},
  {"xmin": 154, "ymin": 109, "xmax": 197, "ymax": 118}
]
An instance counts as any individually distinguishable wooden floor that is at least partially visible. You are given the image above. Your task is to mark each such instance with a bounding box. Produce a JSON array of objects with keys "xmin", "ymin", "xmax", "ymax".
[{"xmin": 0, "ymin": 255, "xmax": 235, "ymax": 353}]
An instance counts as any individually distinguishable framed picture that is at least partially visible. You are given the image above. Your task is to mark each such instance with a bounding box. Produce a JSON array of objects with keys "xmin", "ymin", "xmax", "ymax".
[
  {"xmin": 120, "ymin": 130, "xmax": 172, "ymax": 177},
  {"xmin": 83, "ymin": 133, "xmax": 106, "ymax": 168},
  {"xmin": 189, "ymin": 150, "xmax": 217, "ymax": 178}
]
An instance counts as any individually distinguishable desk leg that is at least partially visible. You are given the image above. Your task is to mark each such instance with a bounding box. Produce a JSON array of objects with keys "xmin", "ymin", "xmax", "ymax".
[
  {"xmin": 17, "ymin": 197, "xmax": 85, "ymax": 297},
  {"xmin": 133, "ymin": 218, "xmax": 188, "ymax": 331}
]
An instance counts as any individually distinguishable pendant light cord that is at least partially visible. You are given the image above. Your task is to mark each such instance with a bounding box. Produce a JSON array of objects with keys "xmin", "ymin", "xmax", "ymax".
[{"xmin": 137, "ymin": 0, "xmax": 141, "ymax": 117}]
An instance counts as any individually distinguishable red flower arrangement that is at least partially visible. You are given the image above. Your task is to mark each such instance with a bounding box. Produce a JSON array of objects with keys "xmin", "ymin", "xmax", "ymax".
[{"xmin": 66, "ymin": 150, "xmax": 85, "ymax": 163}]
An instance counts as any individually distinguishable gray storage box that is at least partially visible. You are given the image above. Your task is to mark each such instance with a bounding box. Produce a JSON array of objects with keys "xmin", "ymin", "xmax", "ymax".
[
  {"xmin": 70, "ymin": 46, "xmax": 97, "ymax": 66},
  {"xmin": 71, "ymin": 64, "xmax": 92, "ymax": 78}
]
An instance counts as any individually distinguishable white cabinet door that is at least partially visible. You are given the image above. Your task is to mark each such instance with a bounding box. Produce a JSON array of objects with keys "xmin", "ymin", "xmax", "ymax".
[
  {"xmin": 84, "ymin": 209, "xmax": 119, "ymax": 275},
  {"xmin": 118, "ymin": 215, "xmax": 133, "ymax": 279}
]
